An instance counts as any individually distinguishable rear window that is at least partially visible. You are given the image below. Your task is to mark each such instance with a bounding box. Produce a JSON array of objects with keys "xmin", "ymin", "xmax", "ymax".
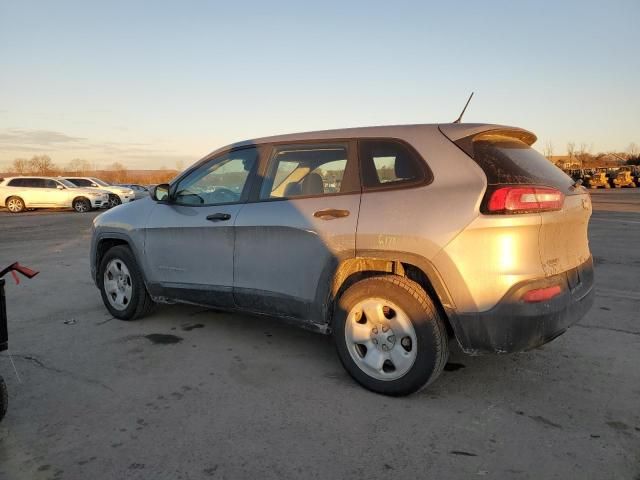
[{"xmin": 464, "ymin": 135, "xmax": 573, "ymax": 190}]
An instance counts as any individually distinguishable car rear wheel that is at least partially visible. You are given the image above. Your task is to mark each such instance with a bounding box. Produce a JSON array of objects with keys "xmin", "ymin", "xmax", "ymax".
[
  {"xmin": 108, "ymin": 195, "xmax": 121, "ymax": 208},
  {"xmin": 333, "ymin": 275, "xmax": 448, "ymax": 396},
  {"xmin": 98, "ymin": 245, "xmax": 154, "ymax": 320},
  {"xmin": 6, "ymin": 196, "xmax": 25, "ymax": 213},
  {"xmin": 73, "ymin": 198, "xmax": 91, "ymax": 213}
]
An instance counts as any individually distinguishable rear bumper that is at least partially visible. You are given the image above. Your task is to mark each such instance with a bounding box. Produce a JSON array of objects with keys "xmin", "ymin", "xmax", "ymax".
[{"xmin": 450, "ymin": 257, "xmax": 595, "ymax": 354}]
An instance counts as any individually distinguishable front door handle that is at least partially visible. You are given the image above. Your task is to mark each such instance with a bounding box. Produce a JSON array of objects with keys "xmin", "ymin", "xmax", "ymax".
[
  {"xmin": 206, "ymin": 213, "xmax": 231, "ymax": 222},
  {"xmin": 313, "ymin": 209, "xmax": 350, "ymax": 220}
]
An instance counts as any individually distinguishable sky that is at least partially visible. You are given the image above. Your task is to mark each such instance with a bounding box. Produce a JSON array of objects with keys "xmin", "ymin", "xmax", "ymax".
[{"xmin": 0, "ymin": 0, "xmax": 638, "ymax": 170}]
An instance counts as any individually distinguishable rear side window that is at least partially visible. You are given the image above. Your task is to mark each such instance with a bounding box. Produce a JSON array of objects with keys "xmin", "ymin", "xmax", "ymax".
[
  {"xmin": 359, "ymin": 140, "xmax": 429, "ymax": 190},
  {"xmin": 465, "ymin": 135, "xmax": 573, "ymax": 190},
  {"xmin": 10, "ymin": 178, "xmax": 43, "ymax": 187},
  {"xmin": 260, "ymin": 144, "xmax": 358, "ymax": 199}
]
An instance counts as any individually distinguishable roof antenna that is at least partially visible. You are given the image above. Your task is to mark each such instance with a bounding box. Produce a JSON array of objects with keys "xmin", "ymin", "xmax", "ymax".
[{"xmin": 453, "ymin": 92, "xmax": 474, "ymax": 124}]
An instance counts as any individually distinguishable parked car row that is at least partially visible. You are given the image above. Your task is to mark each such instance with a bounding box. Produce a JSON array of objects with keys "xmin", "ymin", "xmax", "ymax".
[{"xmin": 0, "ymin": 176, "xmax": 136, "ymax": 213}]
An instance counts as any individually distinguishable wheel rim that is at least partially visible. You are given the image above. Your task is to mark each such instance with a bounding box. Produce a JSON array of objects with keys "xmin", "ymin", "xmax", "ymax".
[
  {"xmin": 103, "ymin": 259, "xmax": 133, "ymax": 311},
  {"xmin": 75, "ymin": 200, "xmax": 88, "ymax": 213},
  {"xmin": 344, "ymin": 298, "xmax": 418, "ymax": 381},
  {"xmin": 7, "ymin": 198, "xmax": 22, "ymax": 212},
  {"xmin": 108, "ymin": 196, "xmax": 121, "ymax": 208}
]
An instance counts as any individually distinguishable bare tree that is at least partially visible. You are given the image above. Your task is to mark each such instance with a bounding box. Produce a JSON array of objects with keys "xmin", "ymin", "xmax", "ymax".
[
  {"xmin": 543, "ymin": 140, "xmax": 553, "ymax": 160},
  {"xmin": 566, "ymin": 142, "xmax": 576, "ymax": 160},
  {"xmin": 107, "ymin": 161, "xmax": 128, "ymax": 183},
  {"xmin": 66, "ymin": 158, "xmax": 92, "ymax": 174},
  {"xmin": 628, "ymin": 142, "xmax": 639, "ymax": 158},
  {"xmin": 12, "ymin": 158, "xmax": 29, "ymax": 174},
  {"xmin": 575, "ymin": 143, "xmax": 593, "ymax": 169},
  {"xmin": 28, "ymin": 155, "xmax": 57, "ymax": 175}
]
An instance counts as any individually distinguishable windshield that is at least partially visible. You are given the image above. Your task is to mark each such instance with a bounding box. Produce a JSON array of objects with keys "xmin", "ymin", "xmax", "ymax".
[
  {"xmin": 58, "ymin": 179, "xmax": 78, "ymax": 188},
  {"xmin": 91, "ymin": 178, "xmax": 111, "ymax": 187}
]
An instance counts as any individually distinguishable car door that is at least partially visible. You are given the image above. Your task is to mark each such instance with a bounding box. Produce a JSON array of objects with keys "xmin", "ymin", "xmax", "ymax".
[
  {"xmin": 233, "ymin": 141, "xmax": 361, "ymax": 322},
  {"xmin": 43, "ymin": 179, "xmax": 69, "ymax": 206},
  {"xmin": 28, "ymin": 178, "xmax": 56, "ymax": 206},
  {"xmin": 144, "ymin": 146, "xmax": 260, "ymax": 308}
]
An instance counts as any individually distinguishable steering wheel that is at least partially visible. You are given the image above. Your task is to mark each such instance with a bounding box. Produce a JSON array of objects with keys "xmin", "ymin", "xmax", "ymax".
[
  {"xmin": 209, "ymin": 187, "xmax": 239, "ymax": 203},
  {"xmin": 175, "ymin": 189, "xmax": 204, "ymax": 205}
]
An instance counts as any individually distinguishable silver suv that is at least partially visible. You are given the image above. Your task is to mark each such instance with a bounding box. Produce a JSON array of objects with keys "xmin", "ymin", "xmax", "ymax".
[
  {"xmin": 64, "ymin": 177, "xmax": 135, "ymax": 208},
  {"xmin": 90, "ymin": 123, "xmax": 594, "ymax": 395}
]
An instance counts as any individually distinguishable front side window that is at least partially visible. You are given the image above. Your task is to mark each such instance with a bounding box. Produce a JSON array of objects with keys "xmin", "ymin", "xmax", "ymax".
[
  {"xmin": 173, "ymin": 147, "xmax": 258, "ymax": 206},
  {"xmin": 58, "ymin": 179, "xmax": 78, "ymax": 188},
  {"xmin": 68, "ymin": 178, "xmax": 92, "ymax": 187},
  {"xmin": 359, "ymin": 140, "xmax": 427, "ymax": 189},
  {"xmin": 260, "ymin": 144, "xmax": 357, "ymax": 199},
  {"xmin": 44, "ymin": 180, "xmax": 59, "ymax": 189},
  {"xmin": 91, "ymin": 178, "xmax": 111, "ymax": 187}
]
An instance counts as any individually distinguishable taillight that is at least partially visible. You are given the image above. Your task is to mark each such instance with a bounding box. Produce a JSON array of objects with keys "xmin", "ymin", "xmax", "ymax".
[
  {"xmin": 484, "ymin": 186, "xmax": 564, "ymax": 214},
  {"xmin": 522, "ymin": 285, "xmax": 562, "ymax": 303}
]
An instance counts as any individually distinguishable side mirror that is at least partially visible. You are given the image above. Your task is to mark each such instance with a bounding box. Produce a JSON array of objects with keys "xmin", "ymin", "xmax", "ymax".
[
  {"xmin": 56, "ymin": 185, "xmax": 64, "ymax": 190},
  {"xmin": 91, "ymin": 183, "xmax": 98, "ymax": 187},
  {"xmin": 152, "ymin": 183, "xmax": 171, "ymax": 202}
]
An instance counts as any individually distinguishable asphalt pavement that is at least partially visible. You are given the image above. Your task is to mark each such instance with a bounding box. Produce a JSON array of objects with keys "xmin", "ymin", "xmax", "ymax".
[{"xmin": 0, "ymin": 191, "xmax": 638, "ymax": 479}]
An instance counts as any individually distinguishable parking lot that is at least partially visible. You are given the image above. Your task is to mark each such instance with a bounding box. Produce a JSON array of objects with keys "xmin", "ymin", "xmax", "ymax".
[{"xmin": 0, "ymin": 190, "xmax": 638, "ymax": 479}]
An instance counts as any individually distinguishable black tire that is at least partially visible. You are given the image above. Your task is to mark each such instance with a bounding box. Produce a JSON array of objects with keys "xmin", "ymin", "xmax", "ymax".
[
  {"xmin": 73, "ymin": 197, "xmax": 91, "ymax": 213},
  {"xmin": 0, "ymin": 375, "xmax": 7, "ymax": 421},
  {"xmin": 108, "ymin": 195, "xmax": 121, "ymax": 208},
  {"xmin": 97, "ymin": 245, "xmax": 155, "ymax": 320},
  {"xmin": 333, "ymin": 275, "xmax": 448, "ymax": 396},
  {"xmin": 6, "ymin": 196, "xmax": 25, "ymax": 213}
]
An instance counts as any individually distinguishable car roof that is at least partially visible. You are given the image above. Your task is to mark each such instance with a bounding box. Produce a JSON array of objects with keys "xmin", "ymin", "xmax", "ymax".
[
  {"xmin": 3, "ymin": 176, "xmax": 63, "ymax": 180},
  {"xmin": 206, "ymin": 122, "xmax": 535, "ymax": 157}
]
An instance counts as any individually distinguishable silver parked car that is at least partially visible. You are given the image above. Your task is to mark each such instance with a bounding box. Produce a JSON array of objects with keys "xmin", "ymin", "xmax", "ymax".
[
  {"xmin": 64, "ymin": 177, "xmax": 135, "ymax": 208},
  {"xmin": 116, "ymin": 184, "xmax": 149, "ymax": 200},
  {"xmin": 90, "ymin": 123, "xmax": 594, "ymax": 395}
]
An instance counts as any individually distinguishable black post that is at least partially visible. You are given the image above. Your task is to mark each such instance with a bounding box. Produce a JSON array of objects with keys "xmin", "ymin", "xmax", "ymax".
[{"xmin": 0, "ymin": 279, "xmax": 7, "ymax": 352}]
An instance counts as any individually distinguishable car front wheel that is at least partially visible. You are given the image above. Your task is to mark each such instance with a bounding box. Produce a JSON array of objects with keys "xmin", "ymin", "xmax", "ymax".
[
  {"xmin": 73, "ymin": 198, "xmax": 91, "ymax": 213},
  {"xmin": 108, "ymin": 195, "xmax": 122, "ymax": 208},
  {"xmin": 333, "ymin": 275, "xmax": 448, "ymax": 396},
  {"xmin": 98, "ymin": 245, "xmax": 154, "ymax": 320}
]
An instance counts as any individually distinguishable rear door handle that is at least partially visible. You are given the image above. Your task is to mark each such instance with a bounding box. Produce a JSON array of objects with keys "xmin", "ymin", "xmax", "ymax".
[
  {"xmin": 313, "ymin": 209, "xmax": 350, "ymax": 220},
  {"xmin": 206, "ymin": 213, "xmax": 231, "ymax": 222}
]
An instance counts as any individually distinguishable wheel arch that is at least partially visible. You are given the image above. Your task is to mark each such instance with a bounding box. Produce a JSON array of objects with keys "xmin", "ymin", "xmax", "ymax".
[
  {"xmin": 319, "ymin": 251, "xmax": 459, "ymax": 338},
  {"xmin": 95, "ymin": 236, "xmax": 130, "ymax": 271},
  {"xmin": 72, "ymin": 195, "xmax": 90, "ymax": 205}
]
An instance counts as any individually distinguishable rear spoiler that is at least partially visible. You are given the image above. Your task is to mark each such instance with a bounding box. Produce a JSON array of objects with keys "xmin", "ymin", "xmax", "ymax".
[{"xmin": 439, "ymin": 124, "xmax": 537, "ymax": 157}]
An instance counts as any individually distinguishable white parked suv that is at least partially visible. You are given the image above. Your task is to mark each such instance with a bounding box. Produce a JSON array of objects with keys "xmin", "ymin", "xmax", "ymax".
[
  {"xmin": 63, "ymin": 177, "xmax": 135, "ymax": 208},
  {"xmin": 0, "ymin": 176, "xmax": 110, "ymax": 213}
]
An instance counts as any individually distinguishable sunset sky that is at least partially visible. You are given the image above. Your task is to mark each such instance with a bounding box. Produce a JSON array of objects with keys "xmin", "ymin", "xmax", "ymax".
[{"xmin": 1, "ymin": 0, "xmax": 638, "ymax": 170}]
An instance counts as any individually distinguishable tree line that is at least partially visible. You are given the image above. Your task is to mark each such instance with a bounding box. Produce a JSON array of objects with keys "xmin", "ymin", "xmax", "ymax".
[
  {"xmin": 544, "ymin": 142, "xmax": 640, "ymax": 168},
  {"xmin": 7, "ymin": 155, "xmax": 177, "ymax": 184}
]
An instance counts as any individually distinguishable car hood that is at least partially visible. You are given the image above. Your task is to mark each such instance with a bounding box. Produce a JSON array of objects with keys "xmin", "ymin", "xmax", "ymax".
[{"xmin": 107, "ymin": 186, "xmax": 134, "ymax": 195}]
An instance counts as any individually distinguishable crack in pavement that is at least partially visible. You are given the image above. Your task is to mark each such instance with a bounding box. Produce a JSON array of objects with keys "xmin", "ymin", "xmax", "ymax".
[
  {"xmin": 575, "ymin": 324, "xmax": 640, "ymax": 337},
  {"xmin": 8, "ymin": 353, "xmax": 114, "ymax": 392}
]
